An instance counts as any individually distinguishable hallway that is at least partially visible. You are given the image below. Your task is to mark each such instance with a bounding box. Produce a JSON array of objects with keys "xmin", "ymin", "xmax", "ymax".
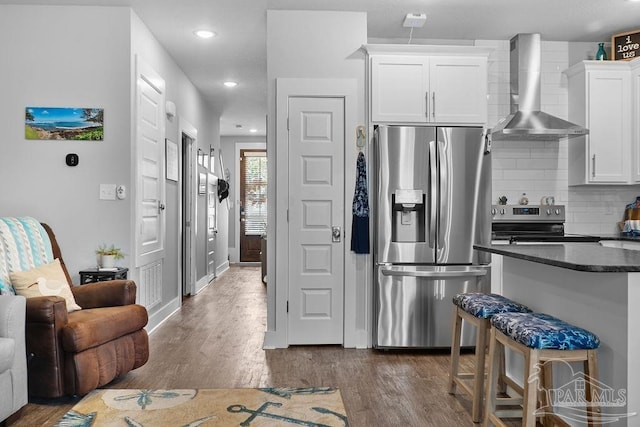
[{"xmin": 16, "ymin": 265, "xmax": 479, "ymax": 426}]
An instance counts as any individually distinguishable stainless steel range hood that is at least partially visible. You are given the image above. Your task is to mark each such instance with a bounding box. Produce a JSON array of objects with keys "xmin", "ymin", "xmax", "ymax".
[{"xmin": 490, "ymin": 34, "xmax": 588, "ymax": 141}]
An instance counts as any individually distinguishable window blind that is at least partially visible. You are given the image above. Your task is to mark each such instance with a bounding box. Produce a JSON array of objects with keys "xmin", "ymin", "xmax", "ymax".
[{"xmin": 243, "ymin": 152, "xmax": 267, "ymax": 236}]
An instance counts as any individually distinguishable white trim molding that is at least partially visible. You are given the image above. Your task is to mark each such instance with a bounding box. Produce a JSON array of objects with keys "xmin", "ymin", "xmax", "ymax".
[{"xmin": 266, "ymin": 77, "xmax": 364, "ymax": 349}]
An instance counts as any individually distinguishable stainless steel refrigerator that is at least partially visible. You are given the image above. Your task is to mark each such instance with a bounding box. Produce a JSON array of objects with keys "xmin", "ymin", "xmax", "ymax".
[{"xmin": 374, "ymin": 125, "xmax": 492, "ymax": 349}]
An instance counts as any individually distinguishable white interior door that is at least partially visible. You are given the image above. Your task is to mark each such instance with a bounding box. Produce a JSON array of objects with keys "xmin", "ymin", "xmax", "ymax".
[
  {"xmin": 180, "ymin": 124, "xmax": 197, "ymax": 297},
  {"xmin": 134, "ymin": 56, "xmax": 165, "ymax": 309},
  {"xmin": 287, "ymin": 96, "xmax": 345, "ymax": 345},
  {"xmin": 135, "ymin": 57, "xmax": 166, "ymax": 266},
  {"xmin": 207, "ymin": 173, "xmax": 218, "ymax": 281}
]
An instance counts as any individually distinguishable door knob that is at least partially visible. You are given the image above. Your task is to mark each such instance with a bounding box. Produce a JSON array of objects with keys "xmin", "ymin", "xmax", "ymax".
[{"xmin": 332, "ymin": 226, "xmax": 341, "ymax": 243}]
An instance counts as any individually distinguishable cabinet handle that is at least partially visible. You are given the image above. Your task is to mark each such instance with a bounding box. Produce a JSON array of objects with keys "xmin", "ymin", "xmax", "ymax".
[
  {"xmin": 432, "ymin": 92, "xmax": 436, "ymax": 118},
  {"xmin": 592, "ymin": 154, "xmax": 596, "ymax": 178},
  {"xmin": 425, "ymin": 91, "xmax": 429, "ymax": 119}
]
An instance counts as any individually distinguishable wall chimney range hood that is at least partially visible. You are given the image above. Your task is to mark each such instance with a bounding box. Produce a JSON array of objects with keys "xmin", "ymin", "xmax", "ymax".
[{"xmin": 490, "ymin": 33, "xmax": 588, "ymax": 141}]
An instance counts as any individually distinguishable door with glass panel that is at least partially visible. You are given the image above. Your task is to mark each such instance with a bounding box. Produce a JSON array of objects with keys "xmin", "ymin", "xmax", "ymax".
[{"xmin": 240, "ymin": 149, "xmax": 267, "ymax": 262}]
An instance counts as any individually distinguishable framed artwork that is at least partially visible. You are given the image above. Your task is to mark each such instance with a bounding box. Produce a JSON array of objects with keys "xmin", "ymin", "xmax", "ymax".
[
  {"xmin": 198, "ymin": 172, "xmax": 207, "ymax": 195},
  {"xmin": 165, "ymin": 138, "xmax": 178, "ymax": 182},
  {"xmin": 209, "ymin": 146, "xmax": 215, "ymax": 173},
  {"xmin": 204, "ymin": 153, "xmax": 209, "ymax": 170},
  {"xmin": 25, "ymin": 107, "xmax": 104, "ymax": 140},
  {"xmin": 611, "ymin": 30, "xmax": 640, "ymax": 61}
]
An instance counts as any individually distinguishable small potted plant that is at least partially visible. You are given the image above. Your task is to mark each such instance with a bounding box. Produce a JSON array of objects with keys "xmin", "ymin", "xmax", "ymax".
[{"xmin": 95, "ymin": 244, "xmax": 124, "ymax": 268}]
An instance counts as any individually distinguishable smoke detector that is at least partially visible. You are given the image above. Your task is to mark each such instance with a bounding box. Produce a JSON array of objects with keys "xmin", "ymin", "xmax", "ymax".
[{"xmin": 403, "ymin": 13, "xmax": 427, "ymax": 28}]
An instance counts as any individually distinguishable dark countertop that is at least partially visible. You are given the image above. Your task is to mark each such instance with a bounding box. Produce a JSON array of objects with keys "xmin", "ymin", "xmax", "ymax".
[
  {"xmin": 599, "ymin": 234, "xmax": 640, "ymax": 242},
  {"xmin": 475, "ymin": 242, "xmax": 640, "ymax": 272}
]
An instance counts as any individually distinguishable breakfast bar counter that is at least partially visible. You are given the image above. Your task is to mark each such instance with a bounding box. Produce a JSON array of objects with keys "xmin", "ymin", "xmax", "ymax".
[
  {"xmin": 476, "ymin": 241, "xmax": 640, "ymax": 272},
  {"xmin": 475, "ymin": 242, "xmax": 640, "ymax": 426}
]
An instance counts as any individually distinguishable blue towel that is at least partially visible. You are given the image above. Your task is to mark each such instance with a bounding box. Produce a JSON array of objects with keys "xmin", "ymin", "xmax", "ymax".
[{"xmin": 351, "ymin": 152, "xmax": 370, "ymax": 254}]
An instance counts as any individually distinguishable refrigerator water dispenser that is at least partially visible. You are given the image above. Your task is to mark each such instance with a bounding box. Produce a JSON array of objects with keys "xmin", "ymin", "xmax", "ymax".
[{"xmin": 392, "ymin": 189, "xmax": 425, "ymax": 242}]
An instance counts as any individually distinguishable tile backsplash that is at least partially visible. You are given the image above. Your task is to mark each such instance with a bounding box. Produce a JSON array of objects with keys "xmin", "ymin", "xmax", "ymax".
[{"xmin": 477, "ymin": 39, "xmax": 640, "ymax": 235}]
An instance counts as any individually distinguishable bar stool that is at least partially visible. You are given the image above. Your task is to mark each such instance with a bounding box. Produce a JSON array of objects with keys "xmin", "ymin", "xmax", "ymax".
[
  {"xmin": 484, "ymin": 312, "xmax": 601, "ymax": 427},
  {"xmin": 449, "ymin": 293, "xmax": 532, "ymax": 422}
]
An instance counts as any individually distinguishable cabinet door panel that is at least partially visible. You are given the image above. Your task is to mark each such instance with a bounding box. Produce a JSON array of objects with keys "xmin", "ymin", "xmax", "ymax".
[
  {"xmin": 430, "ymin": 56, "xmax": 487, "ymax": 124},
  {"xmin": 371, "ymin": 56, "xmax": 428, "ymax": 123},
  {"xmin": 587, "ymin": 71, "xmax": 630, "ymax": 183}
]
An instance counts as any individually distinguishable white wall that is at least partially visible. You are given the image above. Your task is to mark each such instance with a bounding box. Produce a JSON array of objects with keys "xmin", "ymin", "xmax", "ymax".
[
  {"xmin": 0, "ymin": 5, "xmax": 223, "ymax": 329},
  {"xmin": 0, "ymin": 5, "xmax": 132, "ymax": 282},
  {"xmin": 481, "ymin": 39, "xmax": 639, "ymax": 235},
  {"xmin": 131, "ymin": 12, "xmax": 224, "ymax": 306},
  {"xmin": 266, "ymin": 10, "xmax": 368, "ymax": 348}
]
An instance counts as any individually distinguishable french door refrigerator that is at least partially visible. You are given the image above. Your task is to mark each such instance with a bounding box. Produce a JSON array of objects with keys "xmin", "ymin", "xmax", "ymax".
[{"xmin": 374, "ymin": 125, "xmax": 492, "ymax": 348}]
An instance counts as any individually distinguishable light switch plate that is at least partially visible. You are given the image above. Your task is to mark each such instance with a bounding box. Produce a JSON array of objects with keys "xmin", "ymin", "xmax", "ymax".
[{"xmin": 99, "ymin": 184, "xmax": 117, "ymax": 200}]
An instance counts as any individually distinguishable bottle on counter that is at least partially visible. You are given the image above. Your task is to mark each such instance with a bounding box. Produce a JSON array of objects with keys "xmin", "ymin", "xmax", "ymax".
[
  {"xmin": 519, "ymin": 193, "xmax": 529, "ymax": 205},
  {"xmin": 595, "ymin": 43, "xmax": 607, "ymax": 61}
]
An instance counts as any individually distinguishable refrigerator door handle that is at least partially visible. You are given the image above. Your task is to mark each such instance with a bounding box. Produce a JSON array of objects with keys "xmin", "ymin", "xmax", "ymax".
[
  {"xmin": 437, "ymin": 139, "xmax": 448, "ymax": 250},
  {"xmin": 429, "ymin": 139, "xmax": 437, "ymax": 249},
  {"xmin": 380, "ymin": 266, "xmax": 487, "ymax": 278}
]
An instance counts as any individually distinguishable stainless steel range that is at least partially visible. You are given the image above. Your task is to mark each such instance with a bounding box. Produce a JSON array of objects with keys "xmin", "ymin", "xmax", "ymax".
[{"xmin": 491, "ymin": 205, "xmax": 599, "ymax": 243}]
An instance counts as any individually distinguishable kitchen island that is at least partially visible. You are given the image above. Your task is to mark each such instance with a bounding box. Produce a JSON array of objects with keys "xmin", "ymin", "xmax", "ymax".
[{"xmin": 475, "ymin": 242, "xmax": 640, "ymax": 426}]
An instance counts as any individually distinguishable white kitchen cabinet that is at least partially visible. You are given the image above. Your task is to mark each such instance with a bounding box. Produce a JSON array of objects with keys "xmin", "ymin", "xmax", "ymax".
[
  {"xmin": 566, "ymin": 61, "xmax": 632, "ymax": 185},
  {"xmin": 429, "ymin": 56, "xmax": 488, "ymax": 124},
  {"xmin": 370, "ymin": 55, "xmax": 429, "ymax": 123},
  {"xmin": 490, "ymin": 253, "xmax": 503, "ymax": 294},
  {"xmin": 365, "ymin": 45, "xmax": 491, "ymax": 125}
]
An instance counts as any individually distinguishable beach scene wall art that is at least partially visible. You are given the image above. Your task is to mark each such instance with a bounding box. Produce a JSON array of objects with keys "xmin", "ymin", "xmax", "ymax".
[{"xmin": 25, "ymin": 107, "xmax": 104, "ymax": 140}]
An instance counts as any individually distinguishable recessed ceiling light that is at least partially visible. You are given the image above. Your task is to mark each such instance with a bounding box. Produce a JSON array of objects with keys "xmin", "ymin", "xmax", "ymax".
[
  {"xmin": 194, "ymin": 30, "xmax": 216, "ymax": 39},
  {"xmin": 249, "ymin": 129, "xmax": 257, "ymax": 133},
  {"xmin": 224, "ymin": 81, "xmax": 238, "ymax": 88}
]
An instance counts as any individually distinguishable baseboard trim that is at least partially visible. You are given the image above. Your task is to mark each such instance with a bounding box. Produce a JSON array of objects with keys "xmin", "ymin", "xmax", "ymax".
[
  {"xmin": 263, "ymin": 330, "xmax": 287, "ymax": 349},
  {"xmin": 146, "ymin": 296, "xmax": 180, "ymax": 334},
  {"xmin": 216, "ymin": 260, "xmax": 230, "ymax": 277},
  {"xmin": 195, "ymin": 276, "xmax": 210, "ymax": 295}
]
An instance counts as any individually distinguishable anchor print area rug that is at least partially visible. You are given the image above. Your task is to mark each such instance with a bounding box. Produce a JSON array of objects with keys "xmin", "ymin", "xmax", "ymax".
[{"xmin": 55, "ymin": 387, "xmax": 348, "ymax": 426}]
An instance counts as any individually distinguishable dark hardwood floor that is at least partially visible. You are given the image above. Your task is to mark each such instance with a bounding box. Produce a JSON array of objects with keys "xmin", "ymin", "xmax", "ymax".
[{"xmin": 13, "ymin": 265, "xmax": 483, "ymax": 426}]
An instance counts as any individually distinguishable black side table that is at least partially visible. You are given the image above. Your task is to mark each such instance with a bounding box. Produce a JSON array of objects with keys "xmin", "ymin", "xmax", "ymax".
[{"xmin": 79, "ymin": 267, "xmax": 129, "ymax": 285}]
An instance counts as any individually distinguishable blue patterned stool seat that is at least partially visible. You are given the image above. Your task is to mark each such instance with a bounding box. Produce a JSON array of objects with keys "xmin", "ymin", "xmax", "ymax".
[
  {"xmin": 491, "ymin": 312, "xmax": 600, "ymax": 350},
  {"xmin": 452, "ymin": 293, "xmax": 531, "ymax": 319}
]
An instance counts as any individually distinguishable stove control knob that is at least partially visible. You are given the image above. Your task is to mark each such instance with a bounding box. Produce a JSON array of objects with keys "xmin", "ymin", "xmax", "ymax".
[
  {"xmin": 500, "ymin": 208, "xmax": 506, "ymax": 215},
  {"xmin": 546, "ymin": 209, "xmax": 552, "ymax": 215},
  {"xmin": 491, "ymin": 208, "xmax": 497, "ymax": 215},
  {"xmin": 555, "ymin": 209, "xmax": 561, "ymax": 215}
]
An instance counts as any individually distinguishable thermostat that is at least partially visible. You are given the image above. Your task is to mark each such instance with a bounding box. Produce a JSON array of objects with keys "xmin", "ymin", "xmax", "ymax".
[{"xmin": 65, "ymin": 153, "xmax": 79, "ymax": 167}]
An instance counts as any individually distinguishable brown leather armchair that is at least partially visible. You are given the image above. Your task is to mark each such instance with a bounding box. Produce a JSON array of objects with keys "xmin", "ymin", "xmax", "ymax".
[{"xmin": 25, "ymin": 224, "xmax": 149, "ymax": 398}]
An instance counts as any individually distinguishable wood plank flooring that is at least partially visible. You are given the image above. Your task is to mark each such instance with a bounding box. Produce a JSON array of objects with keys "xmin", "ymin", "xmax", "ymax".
[{"xmin": 13, "ymin": 265, "xmax": 487, "ymax": 426}]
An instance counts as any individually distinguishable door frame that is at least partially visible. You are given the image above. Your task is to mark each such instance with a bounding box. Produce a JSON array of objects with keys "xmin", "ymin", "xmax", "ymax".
[
  {"xmin": 265, "ymin": 78, "xmax": 364, "ymax": 349},
  {"xmin": 232, "ymin": 142, "xmax": 266, "ymax": 263},
  {"xmin": 179, "ymin": 118, "xmax": 197, "ymax": 297},
  {"xmin": 133, "ymin": 55, "xmax": 166, "ymax": 268},
  {"xmin": 239, "ymin": 148, "xmax": 267, "ymax": 263}
]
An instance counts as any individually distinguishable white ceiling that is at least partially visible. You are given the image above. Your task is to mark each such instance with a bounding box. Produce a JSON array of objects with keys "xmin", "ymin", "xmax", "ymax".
[{"xmin": 3, "ymin": 0, "xmax": 639, "ymax": 136}]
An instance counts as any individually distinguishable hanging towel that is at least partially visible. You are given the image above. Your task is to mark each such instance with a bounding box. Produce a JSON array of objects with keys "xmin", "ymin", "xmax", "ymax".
[{"xmin": 351, "ymin": 152, "xmax": 370, "ymax": 254}]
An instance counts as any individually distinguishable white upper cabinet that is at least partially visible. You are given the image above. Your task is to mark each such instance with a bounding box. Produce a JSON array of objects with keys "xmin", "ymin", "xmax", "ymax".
[
  {"xmin": 371, "ymin": 55, "xmax": 429, "ymax": 123},
  {"xmin": 566, "ymin": 61, "xmax": 633, "ymax": 185},
  {"xmin": 365, "ymin": 45, "xmax": 491, "ymax": 125},
  {"xmin": 429, "ymin": 56, "xmax": 488, "ymax": 124}
]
